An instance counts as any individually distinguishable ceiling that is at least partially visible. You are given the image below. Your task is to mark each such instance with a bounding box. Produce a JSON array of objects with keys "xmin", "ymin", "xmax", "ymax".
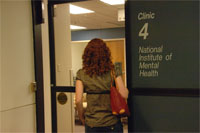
[{"xmin": 69, "ymin": 0, "xmax": 125, "ymax": 30}]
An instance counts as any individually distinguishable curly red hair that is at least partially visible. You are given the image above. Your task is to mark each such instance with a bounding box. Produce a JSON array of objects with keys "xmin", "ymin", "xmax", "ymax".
[{"xmin": 82, "ymin": 38, "xmax": 114, "ymax": 77}]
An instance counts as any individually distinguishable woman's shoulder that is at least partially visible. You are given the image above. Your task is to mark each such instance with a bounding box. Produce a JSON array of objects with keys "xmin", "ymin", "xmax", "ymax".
[
  {"xmin": 76, "ymin": 69, "xmax": 84, "ymax": 75},
  {"xmin": 77, "ymin": 68, "xmax": 82, "ymax": 73},
  {"xmin": 76, "ymin": 69, "xmax": 85, "ymax": 81}
]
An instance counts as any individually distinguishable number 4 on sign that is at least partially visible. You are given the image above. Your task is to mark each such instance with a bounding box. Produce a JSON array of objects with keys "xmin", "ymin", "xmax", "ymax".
[{"xmin": 139, "ymin": 23, "xmax": 149, "ymax": 40}]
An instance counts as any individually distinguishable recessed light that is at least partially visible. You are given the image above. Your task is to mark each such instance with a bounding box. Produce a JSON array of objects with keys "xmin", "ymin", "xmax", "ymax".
[
  {"xmin": 100, "ymin": 0, "xmax": 125, "ymax": 5},
  {"xmin": 70, "ymin": 4, "xmax": 94, "ymax": 14},
  {"xmin": 70, "ymin": 25, "xmax": 86, "ymax": 30}
]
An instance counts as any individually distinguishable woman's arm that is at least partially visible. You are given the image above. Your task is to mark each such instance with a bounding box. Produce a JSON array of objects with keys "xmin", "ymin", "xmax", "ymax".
[
  {"xmin": 75, "ymin": 80, "xmax": 85, "ymax": 125},
  {"xmin": 115, "ymin": 76, "xmax": 129, "ymax": 99}
]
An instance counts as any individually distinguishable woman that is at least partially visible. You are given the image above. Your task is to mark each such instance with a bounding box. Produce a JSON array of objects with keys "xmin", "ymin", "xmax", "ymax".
[{"xmin": 75, "ymin": 38, "xmax": 129, "ymax": 132}]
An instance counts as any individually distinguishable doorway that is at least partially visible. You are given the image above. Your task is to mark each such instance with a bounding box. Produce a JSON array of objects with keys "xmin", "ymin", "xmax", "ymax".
[{"xmin": 48, "ymin": 0, "xmax": 127, "ymax": 132}]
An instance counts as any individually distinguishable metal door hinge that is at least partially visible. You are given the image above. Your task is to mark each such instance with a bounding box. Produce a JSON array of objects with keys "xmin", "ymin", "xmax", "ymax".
[{"xmin": 31, "ymin": 82, "xmax": 37, "ymax": 92}]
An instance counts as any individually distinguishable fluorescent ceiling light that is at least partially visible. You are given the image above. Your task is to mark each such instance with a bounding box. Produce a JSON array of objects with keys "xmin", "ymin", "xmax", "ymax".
[
  {"xmin": 70, "ymin": 4, "xmax": 94, "ymax": 14},
  {"xmin": 70, "ymin": 25, "xmax": 86, "ymax": 30},
  {"xmin": 100, "ymin": 0, "xmax": 125, "ymax": 5}
]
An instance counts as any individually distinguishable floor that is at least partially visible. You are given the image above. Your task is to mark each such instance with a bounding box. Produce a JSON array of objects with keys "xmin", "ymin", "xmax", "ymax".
[{"xmin": 74, "ymin": 120, "xmax": 128, "ymax": 133}]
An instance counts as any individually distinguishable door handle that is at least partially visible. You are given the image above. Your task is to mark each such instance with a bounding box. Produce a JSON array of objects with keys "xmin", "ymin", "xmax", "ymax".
[{"xmin": 30, "ymin": 82, "xmax": 37, "ymax": 92}]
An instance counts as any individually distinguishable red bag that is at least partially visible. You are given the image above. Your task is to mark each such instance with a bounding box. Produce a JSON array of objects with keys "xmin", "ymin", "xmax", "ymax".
[{"xmin": 110, "ymin": 71, "xmax": 130, "ymax": 116}]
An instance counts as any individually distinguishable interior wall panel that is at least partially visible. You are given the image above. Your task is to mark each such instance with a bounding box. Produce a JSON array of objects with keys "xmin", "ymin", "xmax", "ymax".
[
  {"xmin": 132, "ymin": 96, "xmax": 199, "ymax": 132},
  {"xmin": 1, "ymin": 105, "xmax": 36, "ymax": 132},
  {"xmin": 1, "ymin": 0, "xmax": 35, "ymax": 110},
  {"xmin": 0, "ymin": 0, "xmax": 36, "ymax": 132},
  {"xmin": 71, "ymin": 41, "xmax": 87, "ymax": 77}
]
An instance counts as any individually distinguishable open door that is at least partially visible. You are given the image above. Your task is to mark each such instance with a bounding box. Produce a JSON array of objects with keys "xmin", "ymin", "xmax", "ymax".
[
  {"xmin": 48, "ymin": 0, "xmax": 127, "ymax": 132},
  {"xmin": 0, "ymin": 0, "xmax": 43, "ymax": 132},
  {"xmin": 53, "ymin": 3, "xmax": 74, "ymax": 132}
]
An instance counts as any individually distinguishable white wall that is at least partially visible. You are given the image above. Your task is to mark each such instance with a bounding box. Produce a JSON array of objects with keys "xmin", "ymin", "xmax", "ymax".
[
  {"xmin": 71, "ymin": 41, "xmax": 87, "ymax": 77},
  {"xmin": 1, "ymin": 0, "xmax": 35, "ymax": 113},
  {"xmin": 41, "ymin": 0, "xmax": 52, "ymax": 132},
  {"xmin": 0, "ymin": 0, "xmax": 52, "ymax": 132},
  {"xmin": 54, "ymin": 4, "xmax": 72, "ymax": 87},
  {"xmin": 0, "ymin": 1, "xmax": 36, "ymax": 132}
]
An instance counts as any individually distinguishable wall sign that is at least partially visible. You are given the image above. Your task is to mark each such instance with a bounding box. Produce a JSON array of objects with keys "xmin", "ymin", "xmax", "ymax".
[{"xmin": 128, "ymin": 1, "xmax": 199, "ymax": 89}]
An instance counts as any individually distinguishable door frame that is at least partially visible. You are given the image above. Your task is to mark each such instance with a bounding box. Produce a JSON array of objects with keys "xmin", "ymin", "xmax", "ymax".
[
  {"xmin": 31, "ymin": 0, "xmax": 45, "ymax": 132},
  {"xmin": 48, "ymin": 0, "xmax": 86, "ymax": 132},
  {"xmin": 47, "ymin": 0, "xmax": 129, "ymax": 132}
]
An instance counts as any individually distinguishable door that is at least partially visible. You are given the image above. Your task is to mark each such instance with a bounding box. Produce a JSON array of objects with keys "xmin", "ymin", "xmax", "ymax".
[
  {"xmin": 48, "ymin": 0, "xmax": 127, "ymax": 132},
  {"xmin": 53, "ymin": 3, "xmax": 74, "ymax": 132},
  {"xmin": 0, "ymin": 0, "xmax": 36, "ymax": 132}
]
